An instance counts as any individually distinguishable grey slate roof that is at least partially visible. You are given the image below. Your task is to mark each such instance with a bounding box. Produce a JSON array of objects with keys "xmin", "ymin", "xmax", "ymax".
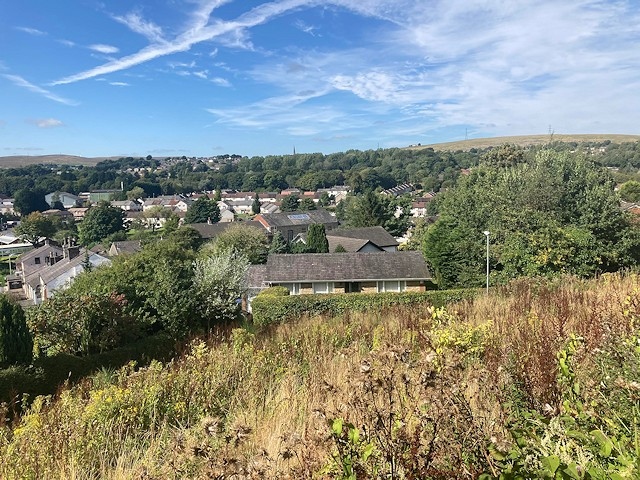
[
  {"xmin": 17, "ymin": 243, "xmax": 63, "ymax": 264},
  {"xmin": 110, "ymin": 240, "xmax": 142, "ymax": 255},
  {"xmin": 254, "ymin": 251, "xmax": 431, "ymax": 285},
  {"xmin": 327, "ymin": 237, "xmax": 381, "ymax": 253},
  {"xmin": 258, "ymin": 209, "xmax": 338, "ymax": 228},
  {"xmin": 188, "ymin": 221, "xmax": 265, "ymax": 239},
  {"xmin": 327, "ymin": 226, "xmax": 399, "ymax": 248}
]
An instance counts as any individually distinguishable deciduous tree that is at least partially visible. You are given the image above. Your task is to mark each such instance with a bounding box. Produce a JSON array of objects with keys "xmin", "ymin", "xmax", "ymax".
[
  {"xmin": 78, "ymin": 202, "xmax": 126, "ymax": 245},
  {"xmin": 184, "ymin": 197, "xmax": 220, "ymax": 224}
]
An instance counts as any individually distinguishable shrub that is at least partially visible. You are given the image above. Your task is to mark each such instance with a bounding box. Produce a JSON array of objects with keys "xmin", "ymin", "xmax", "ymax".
[
  {"xmin": 257, "ymin": 286, "xmax": 290, "ymax": 297},
  {"xmin": 251, "ymin": 289, "xmax": 478, "ymax": 326}
]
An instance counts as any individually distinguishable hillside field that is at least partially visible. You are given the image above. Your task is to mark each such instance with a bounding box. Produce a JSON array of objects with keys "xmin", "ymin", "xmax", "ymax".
[{"xmin": 1, "ymin": 275, "xmax": 638, "ymax": 479}]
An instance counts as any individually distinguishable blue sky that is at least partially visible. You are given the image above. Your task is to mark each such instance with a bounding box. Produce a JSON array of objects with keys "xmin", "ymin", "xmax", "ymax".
[{"xmin": 1, "ymin": 1, "xmax": 639, "ymax": 158}]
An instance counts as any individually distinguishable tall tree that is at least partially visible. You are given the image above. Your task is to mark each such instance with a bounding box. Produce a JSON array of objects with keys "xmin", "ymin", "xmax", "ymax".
[
  {"xmin": 299, "ymin": 197, "xmax": 317, "ymax": 211},
  {"xmin": 184, "ymin": 197, "xmax": 220, "ymax": 224},
  {"xmin": 78, "ymin": 202, "xmax": 126, "ymax": 245},
  {"xmin": 306, "ymin": 224, "xmax": 329, "ymax": 253},
  {"xmin": 422, "ymin": 149, "xmax": 640, "ymax": 288},
  {"xmin": 0, "ymin": 295, "xmax": 32, "ymax": 366},
  {"xmin": 205, "ymin": 224, "xmax": 270, "ymax": 264},
  {"xmin": 269, "ymin": 230, "xmax": 289, "ymax": 254},
  {"xmin": 15, "ymin": 211, "xmax": 57, "ymax": 245},
  {"xmin": 252, "ymin": 193, "xmax": 261, "ymax": 215},
  {"xmin": 280, "ymin": 195, "xmax": 300, "ymax": 212},
  {"xmin": 193, "ymin": 249, "xmax": 250, "ymax": 328},
  {"xmin": 13, "ymin": 188, "xmax": 49, "ymax": 216}
]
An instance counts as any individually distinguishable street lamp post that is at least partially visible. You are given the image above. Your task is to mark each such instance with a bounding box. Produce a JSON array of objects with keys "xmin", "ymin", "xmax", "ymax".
[{"xmin": 482, "ymin": 231, "xmax": 490, "ymax": 295}]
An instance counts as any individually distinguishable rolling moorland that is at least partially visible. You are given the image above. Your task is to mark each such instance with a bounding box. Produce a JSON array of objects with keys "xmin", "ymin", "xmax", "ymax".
[
  {"xmin": 0, "ymin": 136, "xmax": 639, "ymax": 478},
  {"xmin": 3, "ymin": 133, "xmax": 640, "ymax": 167}
]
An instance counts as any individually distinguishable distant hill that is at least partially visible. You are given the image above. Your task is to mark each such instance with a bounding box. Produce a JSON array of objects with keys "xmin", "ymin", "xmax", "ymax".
[
  {"xmin": 0, "ymin": 154, "xmax": 113, "ymax": 168},
  {"xmin": 408, "ymin": 133, "xmax": 640, "ymax": 152}
]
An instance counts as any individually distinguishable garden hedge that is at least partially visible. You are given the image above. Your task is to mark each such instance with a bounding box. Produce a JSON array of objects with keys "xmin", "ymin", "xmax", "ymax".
[{"xmin": 251, "ymin": 289, "xmax": 478, "ymax": 326}]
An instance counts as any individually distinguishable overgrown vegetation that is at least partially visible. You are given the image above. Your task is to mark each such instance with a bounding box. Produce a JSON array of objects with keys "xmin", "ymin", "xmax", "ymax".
[{"xmin": 1, "ymin": 274, "xmax": 638, "ymax": 478}]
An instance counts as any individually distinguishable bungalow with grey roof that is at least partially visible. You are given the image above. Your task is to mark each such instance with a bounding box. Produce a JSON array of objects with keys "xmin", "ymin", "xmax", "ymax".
[{"xmin": 246, "ymin": 251, "xmax": 432, "ymax": 309}]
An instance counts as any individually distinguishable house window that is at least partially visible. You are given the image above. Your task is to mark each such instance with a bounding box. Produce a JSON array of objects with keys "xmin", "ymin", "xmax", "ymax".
[
  {"xmin": 34, "ymin": 257, "xmax": 41, "ymax": 265},
  {"xmin": 286, "ymin": 283, "xmax": 300, "ymax": 295},
  {"xmin": 313, "ymin": 282, "xmax": 334, "ymax": 294},
  {"xmin": 377, "ymin": 281, "xmax": 406, "ymax": 293}
]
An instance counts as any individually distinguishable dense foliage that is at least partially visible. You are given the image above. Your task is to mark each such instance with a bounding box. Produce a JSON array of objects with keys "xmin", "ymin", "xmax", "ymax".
[
  {"xmin": 77, "ymin": 201, "xmax": 126, "ymax": 245},
  {"xmin": 0, "ymin": 295, "xmax": 32, "ymax": 367},
  {"xmin": 423, "ymin": 149, "xmax": 640, "ymax": 288}
]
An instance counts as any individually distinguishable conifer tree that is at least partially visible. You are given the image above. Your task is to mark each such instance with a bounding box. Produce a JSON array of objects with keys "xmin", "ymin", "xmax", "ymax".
[
  {"xmin": 306, "ymin": 224, "xmax": 329, "ymax": 253},
  {"xmin": 0, "ymin": 294, "xmax": 33, "ymax": 367}
]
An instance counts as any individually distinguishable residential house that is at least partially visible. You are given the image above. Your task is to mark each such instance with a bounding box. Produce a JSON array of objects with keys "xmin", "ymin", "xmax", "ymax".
[
  {"xmin": 45, "ymin": 191, "xmax": 80, "ymax": 209},
  {"xmin": 42, "ymin": 209, "xmax": 74, "ymax": 222},
  {"xmin": 225, "ymin": 199, "xmax": 254, "ymax": 215},
  {"xmin": 23, "ymin": 249, "xmax": 110, "ymax": 304},
  {"xmin": 317, "ymin": 186, "xmax": 352, "ymax": 203},
  {"xmin": 254, "ymin": 209, "xmax": 339, "ymax": 242},
  {"xmin": 17, "ymin": 241, "xmax": 64, "ymax": 278},
  {"xmin": 68, "ymin": 207, "xmax": 89, "ymax": 221},
  {"xmin": 382, "ymin": 183, "xmax": 415, "ymax": 197},
  {"xmin": 111, "ymin": 200, "xmax": 142, "ymax": 212},
  {"xmin": 0, "ymin": 198, "xmax": 15, "ymax": 215},
  {"xmin": 188, "ymin": 220, "xmax": 265, "ymax": 241},
  {"xmin": 142, "ymin": 195, "xmax": 191, "ymax": 212},
  {"xmin": 246, "ymin": 251, "xmax": 432, "ymax": 308},
  {"xmin": 220, "ymin": 209, "xmax": 235, "ymax": 223},
  {"xmin": 326, "ymin": 226, "xmax": 399, "ymax": 252},
  {"xmin": 260, "ymin": 202, "xmax": 280, "ymax": 214},
  {"xmin": 108, "ymin": 240, "xmax": 143, "ymax": 256}
]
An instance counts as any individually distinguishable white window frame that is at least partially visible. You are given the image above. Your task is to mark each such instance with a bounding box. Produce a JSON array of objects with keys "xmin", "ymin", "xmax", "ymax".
[
  {"xmin": 312, "ymin": 282, "xmax": 334, "ymax": 294},
  {"xmin": 377, "ymin": 280, "xmax": 406, "ymax": 293},
  {"xmin": 286, "ymin": 283, "xmax": 300, "ymax": 295}
]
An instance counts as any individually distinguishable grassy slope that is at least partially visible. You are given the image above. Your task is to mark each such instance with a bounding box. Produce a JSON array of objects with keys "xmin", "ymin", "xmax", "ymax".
[
  {"xmin": 0, "ymin": 155, "xmax": 114, "ymax": 168},
  {"xmin": 407, "ymin": 133, "xmax": 640, "ymax": 152},
  {"xmin": 1, "ymin": 276, "xmax": 639, "ymax": 479}
]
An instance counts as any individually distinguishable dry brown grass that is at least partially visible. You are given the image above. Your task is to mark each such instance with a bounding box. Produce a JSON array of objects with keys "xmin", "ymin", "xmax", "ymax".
[{"xmin": 1, "ymin": 276, "xmax": 639, "ymax": 479}]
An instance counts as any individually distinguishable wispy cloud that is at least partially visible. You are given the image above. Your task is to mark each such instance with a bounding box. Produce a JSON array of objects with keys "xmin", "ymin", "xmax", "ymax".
[
  {"xmin": 293, "ymin": 19, "xmax": 317, "ymax": 36},
  {"xmin": 58, "ymin": 39, "xmax": 76, "ymax": 47},
  {"xmin": 89, "ymin": 44, "xmax": 120, "ymax": 54},
  {"xmin": 210, "ymin": 77, "xmax": 231, "ymax": 87},
  {"xmin": 27, "ymin": 118, "xmax": 64, "ymax": 128},
  {"xmin": 16, "ymin": 26, "xmax": 46, "ymax": 36},
  {"xmin": 112, "ymin": 11, "xmax": 166, "ymax": 43},
  {"xmin": 52, "ymin": 0, "xmax": 316, "ymax": 85},
  {"xmin": 2, "ymin": 74, "xmax": 78, "ymax": 106},
  {"xmin": 109, "ymin": 81, "xmax": 130, "ymax": 86}
]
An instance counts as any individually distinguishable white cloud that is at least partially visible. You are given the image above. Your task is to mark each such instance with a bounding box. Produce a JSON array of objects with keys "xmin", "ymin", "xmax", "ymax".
[
  {"xmin": 16, "ymin": 26, "xmax": 46, "ymax": 36},
  {"xmin": 210, "ymin": 77, "xmax": 231, "ymax": 87},
  {"xmin": 89, "ymin": 44, "xmax": 120, "ymax": 54},
  {"xmin": 58, "ymin": 39, "xmax": 76, "ymax": 47},
  {"xmin": 52, "ymin": 0, "xmax": 316, "ymax": 85},
  {"xmin": 109, "ymin": 81, "xmax": 130, "ymax": 86},
  {"xmin": 28, "ymin": 118, "xmax": 64, "ymax": 128},
  {"xmin": 112, "ymin": 12, "xmax": 165, "ymax": 43},
  {"xmin": 2, "ymin": 74, "xmax": 78, "ymax": 106}
]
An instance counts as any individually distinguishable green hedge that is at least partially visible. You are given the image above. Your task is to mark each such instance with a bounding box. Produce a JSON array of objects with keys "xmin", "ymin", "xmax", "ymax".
[{"xmin": 251, "ymin": 289, "xmax": 479, "ymax": 326}]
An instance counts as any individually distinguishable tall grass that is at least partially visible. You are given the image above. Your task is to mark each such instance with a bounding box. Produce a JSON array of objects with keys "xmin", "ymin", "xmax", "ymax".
[{"xmin": 1, "ymin": 275, "xmax": 638, "ymax": 479}]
